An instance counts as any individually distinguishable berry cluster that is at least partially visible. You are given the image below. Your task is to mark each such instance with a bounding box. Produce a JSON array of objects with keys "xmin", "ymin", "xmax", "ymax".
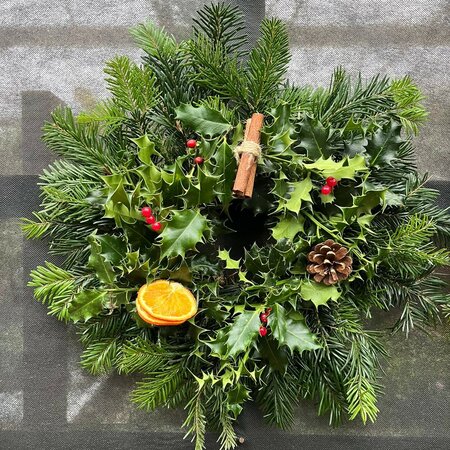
[
  {"xmin": 259, "ymin": 307, "xmax": 272, "ymax": 337},
  {"xmin": 141, "ymin": 206, "xmax": 162, "ymax": 232},
  {"xmin": 186, "ymin": 139, "xmax": 204, "ymax": 165},
  {"xmin": 320, "ymin": 176, "xmax": 338, "ymax": 195}
]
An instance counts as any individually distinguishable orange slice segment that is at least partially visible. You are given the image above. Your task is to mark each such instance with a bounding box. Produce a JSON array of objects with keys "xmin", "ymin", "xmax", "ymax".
[
  {"xmin": 136, "ymin": 300, "xmax": 184, "ymax": 326},
  {"xmin": 137, "ymin": 280, "xmax": 197, "ymax": 322}
]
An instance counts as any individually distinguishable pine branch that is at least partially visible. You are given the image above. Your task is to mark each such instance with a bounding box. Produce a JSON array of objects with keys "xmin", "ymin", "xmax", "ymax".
[
  {"xmin": 119, "ymin": 337, "xmax": 183, "ymax": 374},
  {"xmin": 246, "ymin": 18, "xmax": 290, "ymax": 112},
  {"xmin": 28, "ymin": 262, "xmax": 92, "ymax": 320},
  {"xmin": 388, "ymin": 76, "xmax": 427, "ymax": 135},
  {"xmin": 43, "ymin": 107, "xmax": 117, "ymax": 169},
  {"xmin": 193, "ymin": 3, "xmax": 247, "ymax": 56},
  {"xmin": 183, "ymin": 380, "xmax": 207, "ymax": 450},
  {"xmin": 80, "ymin": 338, "xmax": 121, "ymax": 375},
  {"xmin": 256, "ymin": 367, "xmax": 299, "ymax": 430},
  {"xmin": 131, "ymin": 363, "xmax": 187, "ymax": 410},
  {"xmin": 104, "ymin": 56, "xmax": 158, "ymax": 113},
  {"xmin": 130, "ymin": 21, "xmax": 177, "ymax": 58}
]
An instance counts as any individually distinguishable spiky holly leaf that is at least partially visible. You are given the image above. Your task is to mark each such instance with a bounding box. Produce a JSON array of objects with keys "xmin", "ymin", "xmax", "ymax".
[
  {"xmin": 336, "ymin": 186, "xmax": 386, "ymax": 226},
  {"xmin": 280, "ymin": 176, "xmax": 313, "ymax": 214},
  {"xmin": 258, "ymin": 336, "xmax": 289, "ymax": 372},
  {"xmin": 300, "ymin": 280, "xmax": 341, "ymax": 308},
  {"xmin": 88, "ymin": 235, "xmax": 116, "ymax": 284},
  {"xmin": 212, "ymin": 140, "xmax": 236, "ymax": 207},
  {"xmin": 283, "ymin": 312, "xmax": 321, "ymax": 353},
  {"xmin": 270, "ymin": 309, "xmax": 320, "ymax": 353},
  {"xmin": 272, "ymin": 215, "xmax": 304, "ymax": 242},
  {"xmin": 262, "ymin": 104, "xmax": 296, "ymax": 155},
  {"xmin": 95, "ymin": 235, "xmax": 127, "ymax": 265},
  {"xmin": 158, "ymin": 209, "xmax": 209, "ymax": 260},
  {"xmin": 366, "ymin": 120, "xmax": 404, "ymax": 167},
  {"xmin": 226, "ymin": 309, "xmax": 262, "ymax": 358},
  {"xmin": 297, "ymin": 116, "xmax": 334, "ymax": 159},
  {"xmin": 175, "ymin": 103, "xmax": 232, "ymax": 137},
  {"xmin": 268, "ymin": 303, "xmax": 288, "ymax": 344},
  {"xmin": 182, "ymin": 166, "xmax": 220, "ymax": 206},
  {"xmin": 303, "ymin": 155, "xmax": 367, "ymax": 180},
  {"xmin": 131, "ymin": 134, "xmax": 161, "ymax": 164},
  {"xmin": 68, "ymin": 290, "xmax": 106, "ymax": 323},
  {"xmin": 218, "ymin": 249, "xmax": 240, "ymax": 269}
]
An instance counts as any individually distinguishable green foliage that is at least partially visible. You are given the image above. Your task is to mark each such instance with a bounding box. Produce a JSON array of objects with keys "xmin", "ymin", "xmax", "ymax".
[
  {"xmin": 175, "ymin": 103, "xmax": 232, "ymax": 137},
  {"xmin": 246, "ymin": 18, "xmax": 290, "ymax": 111},
  {"xmin": 23, "ymin": 4, "xmax": 450, "ymax": 450}
]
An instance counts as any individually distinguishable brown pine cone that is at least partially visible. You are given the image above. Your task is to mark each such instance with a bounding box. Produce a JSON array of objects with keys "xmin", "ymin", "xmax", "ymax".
[{"xmin": 306, "ymin": 239, "xmax": 352, "ymax": 285}]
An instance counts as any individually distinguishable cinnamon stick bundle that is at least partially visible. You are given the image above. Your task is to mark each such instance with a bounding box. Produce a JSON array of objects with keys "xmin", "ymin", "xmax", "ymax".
[{"xmin": 232, "ymin": 113, "xmax": 264, "ymax": 199}]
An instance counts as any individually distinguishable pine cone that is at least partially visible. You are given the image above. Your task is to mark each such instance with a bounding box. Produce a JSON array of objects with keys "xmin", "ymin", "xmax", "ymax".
[{"xmin": 307, "ymin": 239, "xmax": 352, "ymax": 285}]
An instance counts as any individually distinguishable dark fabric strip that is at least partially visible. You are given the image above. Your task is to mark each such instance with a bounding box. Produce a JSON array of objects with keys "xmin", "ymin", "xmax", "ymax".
[
  {"xmin": 21, "ymin": 91, "xmax": 69, "ymax": 428},
  {"xmin": 1, "ymin": 430, "xmax": 449, "ymax": 450},
  {"xmin": 1, "ymin": 175, "xmax": 41, "ymax": 219}
]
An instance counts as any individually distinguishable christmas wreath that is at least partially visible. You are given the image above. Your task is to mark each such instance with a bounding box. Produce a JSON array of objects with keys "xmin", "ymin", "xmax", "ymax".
[{"xmin": 23, "ymin": 3, "xmax": 450, "ymax": 449}]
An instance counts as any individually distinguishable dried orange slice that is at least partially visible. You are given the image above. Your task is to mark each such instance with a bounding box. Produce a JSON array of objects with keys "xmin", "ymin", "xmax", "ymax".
[
  {"xmin": 136, "ymin": 300, "xmax": 184, "ymax": 326},
  {"xmin": 137, "ymin": 280, "xmax": 197, "ymax": 323}
]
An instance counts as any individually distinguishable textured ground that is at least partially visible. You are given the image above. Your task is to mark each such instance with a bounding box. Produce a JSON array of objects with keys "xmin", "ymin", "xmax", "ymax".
[{"xmin": 0, "ymin": 1, "xmax": 449, "ymax": 449}]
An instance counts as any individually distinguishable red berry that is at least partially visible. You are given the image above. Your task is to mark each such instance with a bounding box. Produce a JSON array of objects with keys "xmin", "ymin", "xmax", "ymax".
[
  {"xmin": 265, "ymin": 307, "xmax": 272, "ymax": 315},
  {"xmin": 186, "ymin": 139, "xmax": 197, "ymax": 148},
  {"xmin": 259, "ymin": 326, "xmax": 268, "ymax": 337},
  {"xmin": 326, "ymin": 177, "xmax": 338, "ymax": 187},
  {"xmin": 194, "ymin": 156, "xmax": 204, "ymax": 165},
  {"xmin": 151, "ymin": 222, "xmax": 162, "ymax": 232},
  {"xmin": 260, "ymin": 313, "xmax": 268, "ymax": 323},
  {"xmin": 145, "ymin": 215, "xmax": 156, "ymax": 225},
  {"xmin": 141, "ymin": 206, "xmax": 152, "ymax": 218},
  {"xmin": 321, "ymin": 185, "xmax": 332, "ymax": 195}
]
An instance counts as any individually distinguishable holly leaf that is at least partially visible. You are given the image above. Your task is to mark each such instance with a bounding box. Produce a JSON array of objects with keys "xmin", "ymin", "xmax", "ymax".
[
  {"xmin": 343, "ymin": 135, "xmax": 368, "ymax": 157},
  {"xmin": 366, "ymin": 120, "xmax": 404, "ymax": 167},
  {"xmin": 268, "ymin": 303, "xmax": 287, "ymax": 344},
  {"xmin": 262, "ymin": 104, "xmax": 296, "ymax": 155},
  {"xmin": 88, "ymin": 235, "xmax": 116, "ymax": 284},
  {"xmin": 300, "ymin": 280, "xmax": 341, "ymax": 308},
  {"xmin": 297, "ymin": 116, "xmax": 334, "ymax": 159},
  {"xmin": 303, "ymin": 155, "xmax": 367, "ymax": 180},
  {"xmin": 68, "ymin": 290, "xmax": 106, "ymax": 323},
  {"xmin": 95, "ymin": 235, "xmax": 127, "ymax": 265},
  {"xmin": 226, "ymin": 310, "xmax": 262, "ymax": 358},
  {"xmin": 182, "ymin": 166, "xmax": 220, "ymax": 207},
  {"xmin": 336, "ymin": 186, "xmax": 386, "ymax": 226},
  {"xmin": 206, "ymin": 328, "xmax": 229, "ymax": 359},
  {"xmin": 158, "ymin": 209, "xmax": 208, "ymax": 260},
  {"xmin": 218, "ymin": 249, "xmax": 240, "ymax": 269},
  {"xmin": 131, "ymin": 134, "xmax": 161, "ymax": 164},
  {"xmin": 258, "ymin": 337, "xmax": 289, "ymax": 372},
  {"xmin": 283, "ymin": 312, "xmax": 321, "ymax": 353},
  {"xmin": 212, "ymin": 140, "xmax": 236, "ymax": 207},
  {"xmin": 272, "ymin": 215, "xmax": 305, "ymax": 242},
  {"xmin": 282, "ymin": 176, "xmax": 313, "ymax": 214},
  {"xmin": 175, "ymin": 103, "xmax": 232, "ymax": 137}
]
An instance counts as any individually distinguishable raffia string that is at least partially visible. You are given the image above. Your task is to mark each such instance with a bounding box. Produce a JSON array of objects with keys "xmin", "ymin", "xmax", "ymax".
[{"xmin": 233, "ymin": 141, "xmax": 261, "ymax": 164}]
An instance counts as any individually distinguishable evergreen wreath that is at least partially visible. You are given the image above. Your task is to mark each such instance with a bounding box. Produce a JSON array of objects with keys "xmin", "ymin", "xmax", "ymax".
[{"xmin": 22, "ymin": 3, "xmax": 450, "ymax": 449}]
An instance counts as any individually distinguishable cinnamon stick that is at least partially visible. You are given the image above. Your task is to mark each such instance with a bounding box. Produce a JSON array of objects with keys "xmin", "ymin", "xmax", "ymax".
[{"xmin": 232, "ymin": 113, "xmax": 264, "ymax": 199}]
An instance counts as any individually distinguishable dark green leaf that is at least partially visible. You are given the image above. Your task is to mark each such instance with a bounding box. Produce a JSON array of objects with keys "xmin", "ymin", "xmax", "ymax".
[
  {"xmin": 175, "ymin": 103, "xmax": 232, "ymax": 137},
  {"xmin": 226, "ymin": 310, "xmax": 261, "ymax": 357},
  {"xmin": 68, "ymin": 290, "xmax": 106, "ymax": 323}
]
